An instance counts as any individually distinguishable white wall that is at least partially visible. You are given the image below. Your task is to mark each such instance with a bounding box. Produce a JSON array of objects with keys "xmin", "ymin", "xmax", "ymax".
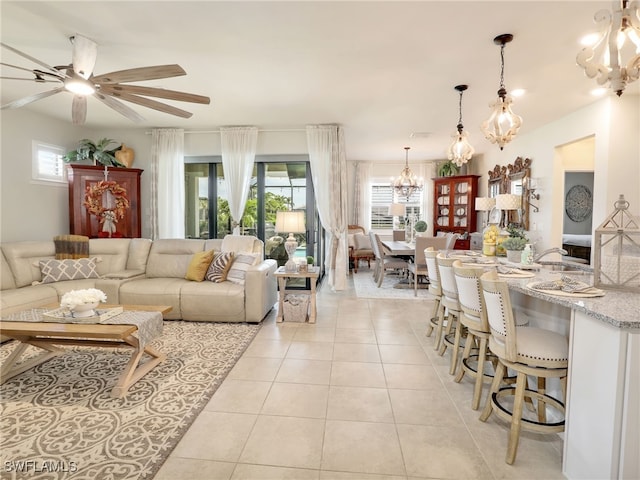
[
  {"xmin": 474, "ymin": 94, "xmax": 640, "ymax": 253},
  {"xmin": 0, "ymin": 109, "xmax": 95, "ymax": 241},
  {"xmin": 0, "ymin": 115, "xmax": 311, "ymax": 241}
]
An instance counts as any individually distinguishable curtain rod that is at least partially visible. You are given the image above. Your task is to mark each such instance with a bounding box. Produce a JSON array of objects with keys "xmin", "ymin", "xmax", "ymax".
[{"xmin": 144, "ymin": 128, "xmax": 306, "ymax": 135}]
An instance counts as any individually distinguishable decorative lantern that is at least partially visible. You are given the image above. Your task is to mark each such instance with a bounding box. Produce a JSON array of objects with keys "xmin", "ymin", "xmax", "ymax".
[{"xmin": 594, "ymin": 195, "xmax": 640, "ymax": 292}]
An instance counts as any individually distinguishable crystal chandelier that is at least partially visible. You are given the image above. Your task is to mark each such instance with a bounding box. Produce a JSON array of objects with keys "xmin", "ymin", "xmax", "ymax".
[
  {"xmin": 481, "ymin": 33, "xmax": 523, "ymax": 150},
  {"xmin": 577, "ymin": 0, "xmax": 640, "ymax": 97},
  {"xmin": 391, "ymin": 147, "xmax": 423, "ymax": 199},
  {"xmin": 447, "ymin": 84, "xmax": 475, "ymax": 167}
]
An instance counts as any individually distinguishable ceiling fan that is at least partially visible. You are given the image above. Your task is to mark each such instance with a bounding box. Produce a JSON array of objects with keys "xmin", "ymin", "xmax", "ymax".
[{"xmin": 0, "ymin": 34, "xmax": 211, "ymax": 125}]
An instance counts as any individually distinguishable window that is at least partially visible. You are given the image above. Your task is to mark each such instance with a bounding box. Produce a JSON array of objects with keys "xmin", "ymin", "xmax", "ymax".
[
  {"xmin": 32, "ymin": 141, "xmax": 66, "ymax": 184},
  {"xmin": 370, "ymin": 184, "xmax": 422, "ymax": 230}
]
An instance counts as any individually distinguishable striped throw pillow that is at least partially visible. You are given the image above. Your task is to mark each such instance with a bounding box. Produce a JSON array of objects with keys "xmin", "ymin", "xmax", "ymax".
[
  {"xmin": 227, "ymin": 253, "xmax": 260, "ymax": 285},
  {"xmin": 205, "ymin": 252, "xmax": 235, "ymax": 283}
]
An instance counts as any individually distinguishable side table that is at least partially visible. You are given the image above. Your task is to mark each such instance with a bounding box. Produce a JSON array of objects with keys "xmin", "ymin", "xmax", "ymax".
[{"xmin": 274, "ymin": 266, "xmax": 319, "ymax": 323}]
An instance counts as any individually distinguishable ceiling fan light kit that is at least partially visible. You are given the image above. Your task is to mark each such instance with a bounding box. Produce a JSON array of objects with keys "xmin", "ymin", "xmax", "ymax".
[
  {"xmin": 0, "ymin": 34, "xmax": 210, "ymax": 125},
  {"xmin": 480, "ymin": 33, "xmax": 523, "ymax": 151}
]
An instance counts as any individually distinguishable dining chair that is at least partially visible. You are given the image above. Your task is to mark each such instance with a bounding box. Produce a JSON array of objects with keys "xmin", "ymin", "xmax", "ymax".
[
  {"xmin": 479, "ymin": 270, "xmax": 568, "ymax": 465},
  {"xmin": 408, "ymin": 237, "xmax": 449, "ymax": 297},
  {"xmin": 370, "ymin": 232, "xmax": 408, "ymax": 287}
]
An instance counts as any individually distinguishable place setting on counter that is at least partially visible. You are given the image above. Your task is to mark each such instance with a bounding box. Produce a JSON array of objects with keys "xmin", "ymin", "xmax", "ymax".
[{"xmin": 527, "ymin": 274, "xmax": 606, "ymax": 297}]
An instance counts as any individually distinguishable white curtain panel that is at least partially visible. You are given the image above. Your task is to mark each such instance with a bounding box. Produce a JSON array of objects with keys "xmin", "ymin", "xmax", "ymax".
[
  {"xmin": 220, "ymin": 126, "xmax": 258, "ymax": 235},
  {"xmin": 151, "ymin": 128, "xmax": 185, "ymax": 239},
  {"xmin": 358, "ymin": 161, "xmax": 372, "ymax": 230},
  {"xmin": 306, "ymin": 124, "xmax": 348, "ymax": 291},
  {"xmin": 353, "ymin": 162, "xmax": 361, "ymax": 225}
]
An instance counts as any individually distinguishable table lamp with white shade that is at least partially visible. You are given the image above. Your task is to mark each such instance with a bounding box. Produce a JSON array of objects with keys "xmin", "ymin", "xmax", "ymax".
[
  {"xmin": 275, "ymin": 210, "xmax": 306, "ymax": 272},
  {"xmin": 474, "ymin": 197, "xmax": 496, "ymax": 229},
  {"xmin": 388, "ymin": 203, "xmax": 406, "ymax": 231},
  {"xmin": 496, "ymin": 193, "xmax": 522, "ymax": 227}
]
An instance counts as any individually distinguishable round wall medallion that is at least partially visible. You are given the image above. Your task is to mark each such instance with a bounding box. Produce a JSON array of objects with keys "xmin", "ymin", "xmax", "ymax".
[{"xmin": 565, "ymin": 185, "xmax": 592, "ymax": 222}]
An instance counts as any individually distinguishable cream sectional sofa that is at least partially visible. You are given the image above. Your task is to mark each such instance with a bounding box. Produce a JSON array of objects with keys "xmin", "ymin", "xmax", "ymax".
[{"xmin": 0, "ymin": 235, "xmax": 277, "ymax": 323}]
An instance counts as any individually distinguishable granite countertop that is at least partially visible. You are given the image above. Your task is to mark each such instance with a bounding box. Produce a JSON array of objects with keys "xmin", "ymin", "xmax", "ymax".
[{"xmin": 501, "ymin": 268, "xmax": 640, "ymax": 331}]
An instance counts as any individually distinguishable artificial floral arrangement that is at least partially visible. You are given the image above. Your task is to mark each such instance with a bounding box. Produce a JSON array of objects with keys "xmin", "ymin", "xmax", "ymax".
[
  {"xmin": 84, "ymin": 181, "xmax": 130, "ymax": 237},
  {"xmin": 60, "ymin": 288, "xmax": 107, "ymax": 311}
]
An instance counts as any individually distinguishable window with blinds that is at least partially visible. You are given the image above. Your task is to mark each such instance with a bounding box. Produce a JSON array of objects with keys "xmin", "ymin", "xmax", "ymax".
[
  {"xmin": 32, "ymin": 141, "xmax": 66, "ymax": 184},
  {"xmin": 370, "ymin": 184, "xmax": 422, "ymax": 230}
]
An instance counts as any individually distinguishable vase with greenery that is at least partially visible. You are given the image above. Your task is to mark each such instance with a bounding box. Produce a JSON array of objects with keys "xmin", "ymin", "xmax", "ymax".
[
  {"xmin": 502, "ymin": 236, "xmax": 528, "ymax": 262},
  {"xmin": 63, "ymin": 138, "xmax": 126, "ymax": 167},
  {"xmin": 438, "ymin": 160, "xmax": 459, "ymax": 177}
]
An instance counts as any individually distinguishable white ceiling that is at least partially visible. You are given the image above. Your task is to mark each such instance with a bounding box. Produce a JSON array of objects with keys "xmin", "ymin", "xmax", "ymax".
[{"xmin": 1, "ymin": 1, "xmax": 636, "ymax": 162}]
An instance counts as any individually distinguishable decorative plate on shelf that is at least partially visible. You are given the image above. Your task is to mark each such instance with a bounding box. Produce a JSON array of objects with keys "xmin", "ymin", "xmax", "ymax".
[{"xmin": 565, "ymin": 185, "xmax": 593, "ymax": 222}]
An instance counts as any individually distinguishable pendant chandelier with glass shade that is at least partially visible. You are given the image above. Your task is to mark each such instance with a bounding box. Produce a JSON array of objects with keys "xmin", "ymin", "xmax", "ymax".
[
  {"xmin": 446, "ymin": 84, "xmax": 475, "ymax": 167},
  {"xmin": 481, "ymin": 33, "xmax": 523, "ymax": 150},
  {"xmin": 577, "ymin": 0, "xmax": 640, "ymax": 97},
  {"xmin": 391, "ymin": 147, "xmax": 423, "ymax": 199}
]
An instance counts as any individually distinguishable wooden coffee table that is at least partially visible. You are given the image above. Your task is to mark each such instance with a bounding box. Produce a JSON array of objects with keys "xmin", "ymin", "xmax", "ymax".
[{"xmin": 0, "ymin": 304, "xmax": 171, "ymax": 398}]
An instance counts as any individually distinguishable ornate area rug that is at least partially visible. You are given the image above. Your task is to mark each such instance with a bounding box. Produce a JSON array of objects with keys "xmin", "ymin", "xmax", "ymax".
[
  {"xmin": 0, "ymin": 321, "xmax": 260, "ymax": 480},
  {"xmin": 352, "ymin": 271, "xmax": 432, "ymax": 300}
]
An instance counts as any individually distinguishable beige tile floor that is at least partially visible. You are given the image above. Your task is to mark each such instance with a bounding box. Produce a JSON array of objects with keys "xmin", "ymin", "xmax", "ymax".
[{"xmin": 155, "ymin": 274, "xmax": 565, "ymax": 480}]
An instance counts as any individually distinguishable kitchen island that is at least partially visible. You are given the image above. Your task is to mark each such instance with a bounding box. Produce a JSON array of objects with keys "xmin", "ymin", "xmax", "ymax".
[{"xmin": 500, "ymin": 268, "xmax": 638, "ymax": 480}]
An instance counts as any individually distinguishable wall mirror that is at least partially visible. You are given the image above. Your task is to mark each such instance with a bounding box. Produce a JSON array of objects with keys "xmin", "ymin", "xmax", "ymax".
[
  {"xmin": 507, "ymin": 157, "xmax": 532, "ymax": 230},
  {"xmin": 488, "ymin": 164, "xmax": 507, "ymax": 198}
]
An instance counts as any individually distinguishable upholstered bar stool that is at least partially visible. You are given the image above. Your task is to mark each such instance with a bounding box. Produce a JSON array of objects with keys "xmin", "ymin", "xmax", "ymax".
[
  {"xmin": 435, "ymin": 253, "xmax": 464, "ymax": 374},
  {"xmin": 452, "ymin": 262, "xmax": 528, "ymax": 410},
  {"xmin": 451, "ymin": 260, "xmax": 495, "ymax": 409},
  {"xmin": 423, "ymin": 248, "xmax": 442, "ymax": 340},
  {"xmin": 479, "ymin": 270, "xmax": 568, "ymax": 465}
]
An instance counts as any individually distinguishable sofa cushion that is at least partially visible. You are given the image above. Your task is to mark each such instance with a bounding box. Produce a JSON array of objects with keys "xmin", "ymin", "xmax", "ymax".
[
  {"xmin": 89, "ymin": 238, "xmax": 131, "ymax": 275},
  {"xmin": 185, "ymin": 249, "xmax": 215, "ymax": 282},
  {"xmin": 180, "ymin": 280, "xmax": 246, "ymax": 322},
  {"xmin": 1, "ymin": 250, "xmax": 16, "ymax": 291},
  {"xmin": 146, "ymin": 239, "xmax": 206, "ymax": 278},
  {"xmin": 39, "ymin": 257, "xmax": 100, "ymax": 284},
  {"xmin": 0, "ymin": 284, "xmax": 58, "ymax": 315},
  {"xmin": 221, "ymin": 235, "xmax": 263, "ymax": 255},
  {"xmin": 127, "ymin": 238, "xmax": 153, "ymax": 271},
  {"xmin": 205, "ymin": 252, "xmax": 234, "ymax": 283},
  {"xmin": 118, "ymin": 278, "xmax": 184, "ymax": 320},
  {"xmin": 227, "ymin": 253, "xmax": 261, "ymax": 285},
  {"xmin": 2, "ymin": 241, "xmax": 55, "ymax": 288}
]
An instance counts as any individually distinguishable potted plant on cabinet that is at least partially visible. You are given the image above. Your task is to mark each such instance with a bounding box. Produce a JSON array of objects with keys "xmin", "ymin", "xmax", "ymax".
[
  {"xmin": 438, "ymin": 160, "xmax": 459, "ymax": 177},
  {"xmin": 63, "ymin": 138, "xmax": 126, "ymax": 167}
]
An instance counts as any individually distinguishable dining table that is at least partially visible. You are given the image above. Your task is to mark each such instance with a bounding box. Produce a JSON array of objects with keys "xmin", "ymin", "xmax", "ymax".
[{"xmin": 381, "ymin": 240, "xmax": 415, "ymax": 256}]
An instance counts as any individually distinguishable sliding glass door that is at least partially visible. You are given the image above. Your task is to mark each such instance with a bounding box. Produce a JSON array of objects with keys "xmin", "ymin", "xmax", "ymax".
[{"xmin": 185, "ymin": 155, "xmax": 323, "ymax": 278}]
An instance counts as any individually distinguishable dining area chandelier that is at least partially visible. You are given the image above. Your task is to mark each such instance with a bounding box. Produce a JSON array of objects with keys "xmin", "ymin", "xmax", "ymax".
[{"xmin": 391, "ymin": 147, "xmax": 423, "ymax": 199}]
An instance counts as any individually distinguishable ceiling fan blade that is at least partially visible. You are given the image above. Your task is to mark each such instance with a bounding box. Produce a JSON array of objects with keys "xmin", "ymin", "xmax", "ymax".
[
  {"xmin": 1, "ymin": 87, "xmax": 65, "ymax": 109},
  {"xmin": 93, "ymin": 91, "xmax": 145, "ymax": 123},
  {"xmin": 71, "ymin": 34, "xmax": 98, "ymax": 79},
  {"xmin": 101, "ymin": 89, "xmax": 193, "ymax": 118},
  {"xmin": 91, "ymin": 64, "xmax": 186, "ymax": 84},
  {"xmin": 101, "ymin": 84, "xmax": 210, "ymax": 104},
  {"xmin": 0, "ymin": 42, "xmax": 68, "ymax": 78},
  {"xmin": 0, "ymin": 76, "xmax": 59, "ymax": 83},
  {"xmin": 72, "ymin": 95, "xmax": 87, "ymax": 125}
]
